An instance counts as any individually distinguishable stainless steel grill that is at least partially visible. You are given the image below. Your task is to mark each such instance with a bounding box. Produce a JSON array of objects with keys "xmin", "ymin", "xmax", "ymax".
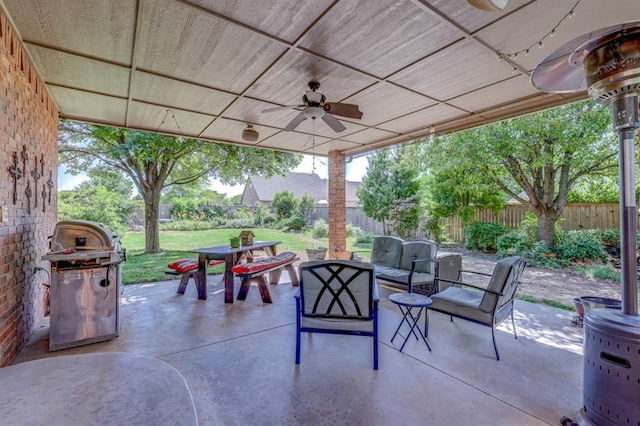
[
  {"xmin": 42, "ymin": 220, "xmax": 125, "ymax": 351},
  {"xmin": 532, "ymin": 21, "xmax": 640, "ymax": 426}
]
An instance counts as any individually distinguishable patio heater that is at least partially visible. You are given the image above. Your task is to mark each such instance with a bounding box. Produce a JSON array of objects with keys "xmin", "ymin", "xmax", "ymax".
[{"xmin": 531, "ymin": 21, "xmax": 640, "ymax": 426}]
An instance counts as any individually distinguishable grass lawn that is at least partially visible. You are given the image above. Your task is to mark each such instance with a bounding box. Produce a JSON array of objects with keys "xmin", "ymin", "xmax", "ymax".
[{"xmin": 121, "ymin": 228, "xmax": 372, "ymax": 284}]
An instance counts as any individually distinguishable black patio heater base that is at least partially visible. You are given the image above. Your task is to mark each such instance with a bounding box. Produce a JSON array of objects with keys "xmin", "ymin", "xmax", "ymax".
[{"xmin": 532, "ymin": 21, "xmax": 640, "ymax": 426}]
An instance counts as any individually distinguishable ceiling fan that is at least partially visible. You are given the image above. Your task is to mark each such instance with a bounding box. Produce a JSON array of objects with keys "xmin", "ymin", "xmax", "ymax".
[{"xmin": 262, "ymin": 81, "xmax": 363, "ymax": 133}]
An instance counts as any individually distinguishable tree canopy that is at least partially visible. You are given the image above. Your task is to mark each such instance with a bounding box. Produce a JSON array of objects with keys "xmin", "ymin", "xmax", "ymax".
[
  {"xmin": 59, "ymin": 121, "xmax": 302, "ymax": 252},
  {"xmin": 426, "ymin": 100, "xmax": 616, "ymax": 246}
]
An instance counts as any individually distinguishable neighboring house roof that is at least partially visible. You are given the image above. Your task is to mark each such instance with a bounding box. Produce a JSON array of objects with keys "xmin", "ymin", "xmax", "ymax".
[{"xmin": 242, "ymin": 172, "xmax": 361, "ymax": 207}]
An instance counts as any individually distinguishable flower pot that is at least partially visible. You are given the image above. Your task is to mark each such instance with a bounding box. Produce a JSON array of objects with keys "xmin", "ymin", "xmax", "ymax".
[
  {"xmin": 306, "ymin": 248, "xmax": 327, "ymax": 260},
  {"xmin": 229, "ymin": 237, "xmax": 241, "ymax": 248}
]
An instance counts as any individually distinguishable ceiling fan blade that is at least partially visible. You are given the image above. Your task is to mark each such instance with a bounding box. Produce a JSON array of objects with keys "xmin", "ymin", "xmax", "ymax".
[
  {"xmin": 284, "ymin": 112, "xmax": 307, "ymax": 131},
  {"xmin": 262, "ymin": 105, "xmax": 305, "ymax": 113},
  {"xmin": 322, "ymin": 113, "xmax": 346, "ymax": 133},
  {"xmin": 324, "ymin": 102, "xmax": 363, "ymax": 119}
]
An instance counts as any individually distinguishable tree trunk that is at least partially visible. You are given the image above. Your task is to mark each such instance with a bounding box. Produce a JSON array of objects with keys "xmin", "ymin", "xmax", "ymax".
[
  {"xmin": 144, "ymin": 195, "xmax": 161, "ymax": 253},
  {"xmin": 537, "ymin": 212, "xmax": 557, "ymax": 248}
]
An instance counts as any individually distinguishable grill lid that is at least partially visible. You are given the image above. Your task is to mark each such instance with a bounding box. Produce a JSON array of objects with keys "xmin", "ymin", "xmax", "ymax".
[{"xmin": 51, "ymin": 220, "xmax": 115, "ymax": 251}]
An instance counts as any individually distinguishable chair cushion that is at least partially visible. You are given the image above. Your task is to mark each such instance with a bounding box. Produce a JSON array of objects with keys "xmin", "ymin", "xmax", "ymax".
[
  {"xmin": 167, "ymin": 259, "xmax": 223, "ymax": 273},
  {"xmin": 300, "ymin": 316, "xmax": 375, "ymax": 333},
  {"xmin": 479, "ymin": 256, "xmax": 524, "ymax": 312},
  {"xmin": 371, "ymin": 236, "xmax": 402, "ymax": 268},
  {"xmin": 231, "ymin": 251, "xmax": 296, "ymax": 274},
  {"xmin": 399, "ymin": 241, "xmax": 436, "ymax": 273},
  {"xmin": 431, "ymin": 287, "xmax": 493, "ymax": 324}
]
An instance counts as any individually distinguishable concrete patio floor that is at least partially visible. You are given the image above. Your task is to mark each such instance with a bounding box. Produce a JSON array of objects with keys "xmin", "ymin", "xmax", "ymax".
[{"xmin": 10, "ymin": 273, "xmax": 585, "ymax": 425}]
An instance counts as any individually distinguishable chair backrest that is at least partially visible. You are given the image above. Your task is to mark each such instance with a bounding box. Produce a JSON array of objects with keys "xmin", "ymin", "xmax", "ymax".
[
  {"xmin": 399, "ymin": 240, "xmax": 438, "ymax": 273},
  {"xmin": 478, "ymin": 256, "xmax": 526, "ymax": 312},
  {"xmin": 371, "ymin": 236, "xmax": 403, "ymax": 268},
  {"xmin": 298, "ymin": 260, "xmax": 376, "ymax": 320}
]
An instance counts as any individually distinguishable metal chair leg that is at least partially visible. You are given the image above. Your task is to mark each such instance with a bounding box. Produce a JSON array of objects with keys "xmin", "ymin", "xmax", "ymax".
[
  {"xmin": 491, "ymin": 327, "xmax": 500, "ymax": 361},
  {"xmin": 511, "ymin": 309, "xmax": 518, "ymax": 340}
]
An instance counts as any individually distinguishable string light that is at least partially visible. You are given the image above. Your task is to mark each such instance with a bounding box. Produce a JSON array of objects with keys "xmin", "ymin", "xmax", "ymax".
[{"xmin": 496, "ymin": 0, "xmax": 580, "ymax": 61}]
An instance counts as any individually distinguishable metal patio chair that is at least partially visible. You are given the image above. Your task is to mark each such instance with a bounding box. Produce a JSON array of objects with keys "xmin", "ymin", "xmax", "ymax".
[{"xmin": 295, "ymin": 260, "xmax": 379, "ymax": 370}]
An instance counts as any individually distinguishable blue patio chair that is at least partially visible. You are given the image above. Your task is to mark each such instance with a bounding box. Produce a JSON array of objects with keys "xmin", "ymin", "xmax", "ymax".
[{"xmin": 295, "ymin": 260, "xmax": 379, "ymax": 370}]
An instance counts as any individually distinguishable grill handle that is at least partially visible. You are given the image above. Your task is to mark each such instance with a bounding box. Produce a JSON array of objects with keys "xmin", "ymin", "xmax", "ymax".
[{"xmin": 600, "ymin": 351, "xmax": 631, "ymax": 369}]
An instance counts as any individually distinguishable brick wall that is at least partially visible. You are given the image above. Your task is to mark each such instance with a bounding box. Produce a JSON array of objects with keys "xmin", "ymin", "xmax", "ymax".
[
  {"xmin": 0, "ymin": 10, "xmax": 59, "ymax": 366},
  {"xmin": 328, "ymin": 151, "xmax": 346, "ymax": 258}
]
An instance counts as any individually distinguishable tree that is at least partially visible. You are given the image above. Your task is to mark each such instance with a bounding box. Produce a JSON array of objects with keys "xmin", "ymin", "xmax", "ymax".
[
  {"xmin": 57, "ymin": 169, "xmax": 136, "ymax": 235},
  {"xmin": 357, "ymin": 147, "xmax": 421, "ymax": 235},
  {"xmin": 433, "ymin": 101, "xmax": 616, "ymax": 247},
  {"xmin": 298, "ymin": 193, "xmax": 317, "ymax": 227},
  {"xmin": 271, "ymin": 190, "xmax": 299, "ymax": 219},
  {"xmin": 59, "ymin": 122, "xmax": 301, "ymax": 252}
]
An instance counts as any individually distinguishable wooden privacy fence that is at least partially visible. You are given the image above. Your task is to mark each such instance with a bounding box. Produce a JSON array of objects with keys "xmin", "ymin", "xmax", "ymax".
[{"xmin": 314, "ymin": 203, "xmax": 625, "ymax": 243}]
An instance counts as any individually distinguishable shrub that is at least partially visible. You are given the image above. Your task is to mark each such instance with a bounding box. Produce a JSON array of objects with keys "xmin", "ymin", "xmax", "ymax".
[
  {"xmin": 497, "ymin": 231, "xmax": 557, "ymax": 267},
  {"xmin": 272, "ymin": 190, "xmax": 299, "ymax": 219},
  {"xmin": 311, "ymin": 219, "xmax": 328, "ymax": 239},
  {"xmin": 297, "ymin": 194, "xmax": 316, "ymax": 226},
  {"xmin": 421, "ymin": 216, "xmax": 444, "ymax": 243},
  {"xmin": 464, "ymin": 222, "xmax": 509, "ymax": 251},
  {"xmin": 284, "ymin": 214, "xmax": 306, "ymax": 231},
  {"xmin": 169, "ymin": 198, "xmax": 200, "ymax": 220},
  {"xmin": 555, "ymin": 229, "xmax": 606, "ymax": 262}
]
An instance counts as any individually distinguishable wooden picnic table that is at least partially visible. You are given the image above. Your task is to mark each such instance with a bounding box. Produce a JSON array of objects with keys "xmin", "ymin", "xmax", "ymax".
[{"xmin": 193, "ymin": 241, "xmax": 280, "ymax": 302}]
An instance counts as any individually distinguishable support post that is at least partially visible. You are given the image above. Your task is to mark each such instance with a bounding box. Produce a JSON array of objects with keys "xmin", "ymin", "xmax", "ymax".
[{"xmin": 328, "ymin": 151, "xmax": 347, "ymax": 259}]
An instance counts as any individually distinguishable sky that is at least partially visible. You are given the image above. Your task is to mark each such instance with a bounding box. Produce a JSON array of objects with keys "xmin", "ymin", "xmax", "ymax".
[{"xmin": 57, "ymin": 154, "xmax": 370, "ymax": 196}]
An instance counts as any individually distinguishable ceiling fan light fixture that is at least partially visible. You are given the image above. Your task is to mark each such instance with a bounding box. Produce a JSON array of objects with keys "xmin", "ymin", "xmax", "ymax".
[
  {"xmin": 467, "ymin": 0, "xmax": 508, "ymax": 11},
  {"xmin": 242, "ymin": 124, "xmax": 259, "ymax": 142},
  {"xmin": 303, "ymin": 106, "xmax": 325, "ymax": 120}
]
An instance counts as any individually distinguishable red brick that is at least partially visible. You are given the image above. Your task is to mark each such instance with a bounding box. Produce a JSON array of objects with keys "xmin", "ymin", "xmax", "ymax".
[{"xmin": 0, "ymin": 7, "xmax": 58, "ymax": 366}]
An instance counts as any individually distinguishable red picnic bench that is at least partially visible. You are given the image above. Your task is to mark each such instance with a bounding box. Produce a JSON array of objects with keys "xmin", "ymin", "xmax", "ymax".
[{"xmin": 230, "ymin": 251, "xmax": 299, "ymax": 303}]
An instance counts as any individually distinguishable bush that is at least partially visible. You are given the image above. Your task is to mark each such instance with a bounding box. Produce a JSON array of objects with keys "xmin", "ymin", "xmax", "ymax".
[
  {"xmin": 497, "ymin": 231, "xmax": 556, "ymax": 267},
  {"xmin": 421, "ymin": 216, "xmax": 444, "ymax": 243},
  {"xmin": 555, "ymin": 230, "xmax": 606, "ymax": 262},
  {"xmin": 311, "ymin": 219, "xmax": 328, "ymax": 239},
  {"xmin": 272, "ymin": 190, "xmax": 299, "ymax": 219},
  {"xmin": 464, "ymin": 222, "xmax": 509, "ymax": 251},
  {"xmin": 284, "ymin": 214, "xmax": 306, "ymax": 231}
]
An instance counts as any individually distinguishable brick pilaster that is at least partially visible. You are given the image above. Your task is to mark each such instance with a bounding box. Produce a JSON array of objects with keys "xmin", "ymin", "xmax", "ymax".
[
  {"xmin": 328, "ymin": 151, "xmax": 346, "ymax": 258},
  {"xmin": 0, "ymin": 9, "xmax": 59, "ymax": 366}
]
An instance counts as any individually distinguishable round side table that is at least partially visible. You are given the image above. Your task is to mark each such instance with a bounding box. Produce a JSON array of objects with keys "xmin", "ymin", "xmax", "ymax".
[{"xmin": 389, "ymin": 292, "xmax": 433, "ymax": 352}]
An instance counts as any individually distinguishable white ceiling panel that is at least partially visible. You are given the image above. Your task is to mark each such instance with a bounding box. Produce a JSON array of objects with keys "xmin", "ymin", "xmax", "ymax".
[
  {"xmin": 126, "ymin": 101, "xmax": 214, "ymax": 136},
  {"xmin": 344, "ymin": 83, "xmax": 436, "ymax": 126},
  {"xmin": 200, "ymin": 118, "xmax": 280, "ymax": 144},
  {"xmin": 379, "ymin": 103, "xmax": 469, "ymax": 134},
  {"xmin": 27, "ymin": 45, "xmax": 131, "ymax": 97},
  {"xmin": 4, "ymin": 0, "xmax": 639, "ymax": 157},
  {"xmin": 299, "ymin": 0, "xmax": 461, "ymax": 78},
  {"xmin": 136, "ymin": 0, "xmax": 288, "ymax": 93},
  {"xmin": 389, "ymin": 39, "xmax": 515, "ymax": 101},
  {"xmin": 130, "ymin": 71, "xmax": 236, "ymax": 115},
  {"xmin": 447, "ymin": 75, "xmax": 539, "ymax": 113},
  {"xmin": 49, "ymin": 87, "xmax": 127, "ymax": 126}
]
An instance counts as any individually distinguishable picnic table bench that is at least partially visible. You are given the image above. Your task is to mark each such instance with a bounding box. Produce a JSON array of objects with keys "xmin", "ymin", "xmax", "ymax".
[
  {"xmin": 231, "ymin": 251, "xmax": 299, "ymax": 303},
  {"xmin": 166, "ymin": 259, "xmax": 225, "ymax": 297}
]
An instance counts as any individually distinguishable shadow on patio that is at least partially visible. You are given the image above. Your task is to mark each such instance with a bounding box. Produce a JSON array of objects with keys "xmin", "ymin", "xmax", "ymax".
[{"xmin": 8, "ymin": 273, "xmax": 584, "ymax": 425}]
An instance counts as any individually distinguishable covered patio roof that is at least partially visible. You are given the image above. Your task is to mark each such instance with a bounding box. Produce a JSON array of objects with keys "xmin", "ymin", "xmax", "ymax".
[{"xmin": 2, "ymin": 0, "xmax": 638, "ymax": 158}]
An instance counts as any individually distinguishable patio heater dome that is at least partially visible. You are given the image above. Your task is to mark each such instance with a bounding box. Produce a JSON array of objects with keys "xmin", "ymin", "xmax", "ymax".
[{"xmin": 532, "ymin": 20, "xmax": 640, "ymax": 426}]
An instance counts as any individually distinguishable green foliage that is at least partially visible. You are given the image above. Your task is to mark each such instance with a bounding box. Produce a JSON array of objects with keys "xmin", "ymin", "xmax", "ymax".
[
  {"xmin": 554, "ymin": 230, "xmax": 606, "ymax": 262},
  {"xmin": 426, "ymin": 101, "xmax": 616, "ymax": 247},
  {"xmin": 58, "ymin": 121, "xmax": 301, "ymax": 252},
  {"xmin": 253, "ymin": 201, "xmax": 272, "ymax": 227},
  {"xmin": 567, "ymin": 176, "xmax": 622, "ymax": 203},
  {"xmin": 574, "ymin": 265, "xmax": 619, "ymax": 281},
  {"xmin": 169, "ymin": 198, "xmax": 200, "ymax": 220},
  {"xmin": 464, "ymin": 222, "xmax": 509, "ymax": 251},
  {"xmin": 357, "ymin": 147, "xmax": 421, "ymax": 233},
  {"xmin": 311, "ymin": 219, "xmax": 328, "ymax": 239},
  {"xmin": 272, "ymin": 190, "xmax": 300, "ymax": 219},
  {"xmin": 297, "ymin": 194, "xmax": 316, "ymax": 226},
  {"xmin": 284, "ymin": 214, "xmax": 306, "ymax": 231},
  {"xmin": 388, "ymin": 194, "xmax": 421, "ymax": 239},
  {"xmin": 57, "ymin": 170, "xmax": 135, "ymax": 235},
  {"xmin": 421, "ymin": 215, "xmax": 445, "ymax": 243},
  {"xmin": 497, "ymin": 232, "xmax": 556, "ymax": 267}
]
